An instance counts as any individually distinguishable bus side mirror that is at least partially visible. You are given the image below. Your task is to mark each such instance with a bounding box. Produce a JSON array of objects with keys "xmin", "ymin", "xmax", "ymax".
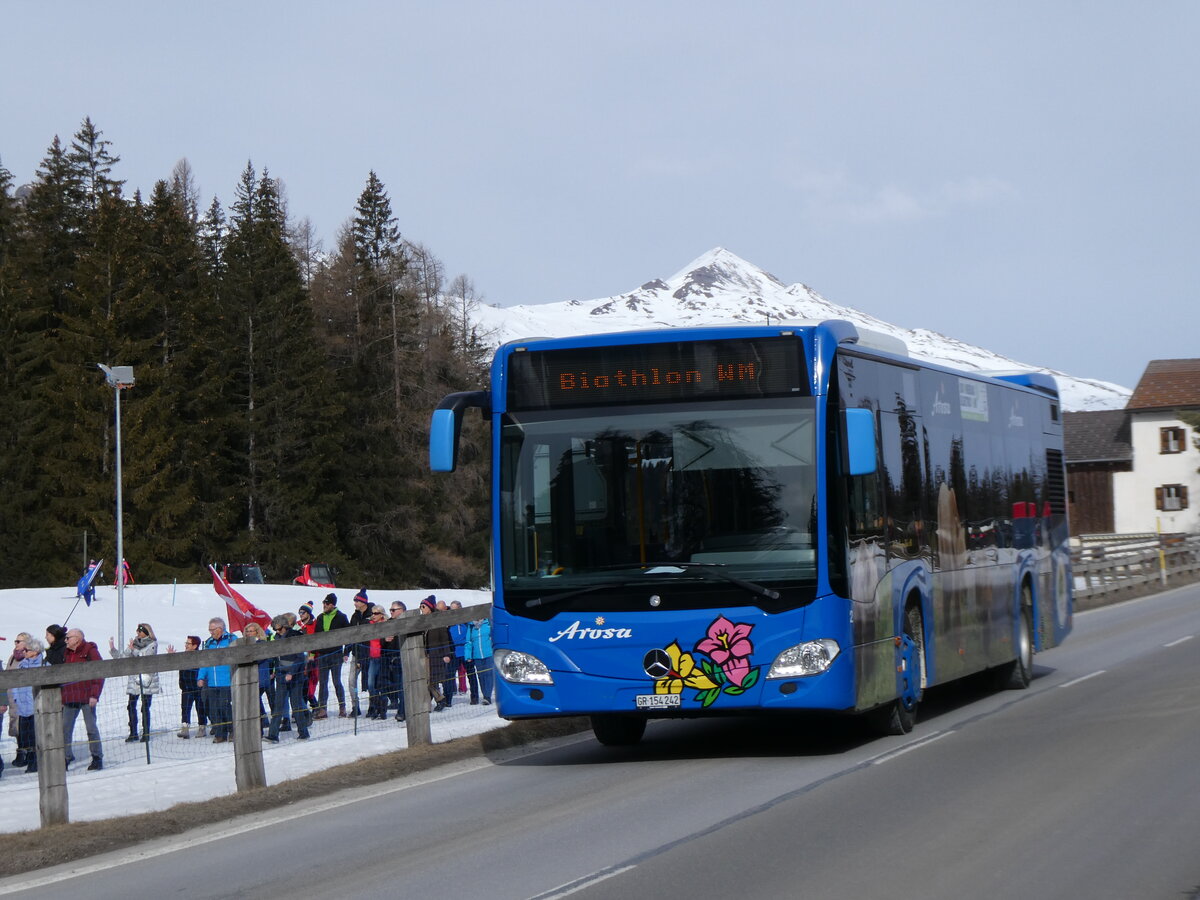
[
  {"xmin": 845, "ymin": 408, "xmax": 877, "ymax": 476},
  {"xmin": 430, "ymin": 409, "xmax": 459, "ymax": 472},
  {"xmin": 429, "ymin": 391, "xmax": 490, "ymax": 473}
]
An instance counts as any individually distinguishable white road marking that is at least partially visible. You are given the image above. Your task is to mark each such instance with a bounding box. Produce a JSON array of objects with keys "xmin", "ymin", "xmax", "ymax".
[
  {"xmin": 1059, "ymin": 670, "xmax": 1106, "ymax": 688},
  {"xmin": 1164, "ymin": 635, "xmax": 1193, "ymax": 648},
  {"xmin": 871, "ymin": 730, "xmax": 953, "ymax": 765},
  {"xmin": 529, "ymin": 866, "xmax": 638, "ymax": 900}
]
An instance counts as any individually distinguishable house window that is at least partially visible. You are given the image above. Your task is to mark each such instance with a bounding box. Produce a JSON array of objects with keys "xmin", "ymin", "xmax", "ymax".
[
  {"xmin": 1160, "ymin": 426, "xmax": 1186, "ymax": 454},
  {"xmin": 1155, "ymin": 484, "xmax": 1189, "ymax": 511}
]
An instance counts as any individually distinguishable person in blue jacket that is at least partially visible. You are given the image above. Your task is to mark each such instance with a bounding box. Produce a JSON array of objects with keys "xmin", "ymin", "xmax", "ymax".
[
  {"xmin": 463, "ymin": 614, "xmax": 494, "ymax": 705},
  {"xmin": 197, "ymin": 618, "xmax": 237, "ymax": 743},
  {"xmin": 12, "ymin": 637, "xmax": 44, "ymax": 772},
  {"xmin": 445, "ymin": 602, "xmax": 469, "ymax": 707}
]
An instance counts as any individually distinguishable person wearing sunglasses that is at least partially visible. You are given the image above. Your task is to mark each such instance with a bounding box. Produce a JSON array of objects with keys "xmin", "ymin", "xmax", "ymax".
[
  {"xmin": 11, "ymin": 637, "xmax": 44, "ymax": 773},
  {"xmin": 383, "ymin": 603, "xmax": 408, "ymax": 722}
]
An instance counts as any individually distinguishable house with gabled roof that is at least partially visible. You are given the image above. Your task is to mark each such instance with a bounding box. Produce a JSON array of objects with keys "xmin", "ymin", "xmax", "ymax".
[
  {"xmin": 1111, "ymin": 359, "xmax": 1200, "ymax": 534},
  {"xmin": 1063, "ymin": 409, "xmax": 1131, "ymax": 534}
]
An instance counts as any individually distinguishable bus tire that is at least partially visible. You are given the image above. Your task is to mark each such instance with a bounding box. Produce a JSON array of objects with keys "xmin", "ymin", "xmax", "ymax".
[
  {"xmin": 997, "ymin": 595, "xmax": 1034, "ymax": 690},
  {"xmin": 590, "ymin": 715, "xmax": 647, "ymax": 747},
  {"xmin": 873, "ymin": 604, "xmax": 924, "ymax": 736}
]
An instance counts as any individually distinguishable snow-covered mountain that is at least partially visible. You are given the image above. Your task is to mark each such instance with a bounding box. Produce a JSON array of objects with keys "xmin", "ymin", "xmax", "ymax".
[{"xmin": 471, "ymin": 248, "xmax": 1129, "ymax": 411}]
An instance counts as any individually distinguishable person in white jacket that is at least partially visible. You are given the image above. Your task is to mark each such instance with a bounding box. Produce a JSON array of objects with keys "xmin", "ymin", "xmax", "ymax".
[{"xmin": 109, "ymin": 623, "xmax": 161, "ymax": 742}]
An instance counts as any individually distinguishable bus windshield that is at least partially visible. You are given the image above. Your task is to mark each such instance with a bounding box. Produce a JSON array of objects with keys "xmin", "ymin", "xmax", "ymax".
[{"xmin": 499, "ymin": 399, "xmax": 818, "ymax": 613}]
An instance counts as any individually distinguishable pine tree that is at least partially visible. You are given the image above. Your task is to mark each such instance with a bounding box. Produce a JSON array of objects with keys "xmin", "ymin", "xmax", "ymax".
[
  {"xmin": 0, "ymin": 158, "xmax": 23, "ymax": 586},
  {"xmin": 220, "ymin": 164, "xmax": 341, "ymax": 574},
  {"xmin": 116, "ymin": 180, "xmax": 237, "ymax": 579},
  {"xmin": 330, "ymin": 173, "xmax": 425, "ymax": 582},
  {"xmin": 353, "ymin": 171, "xmax": 400, "ymax": 273},
  {"xmin": 68, "ymin": 116, "xmax": 123, "ymax": 215},
  {"xmin": 3, "ymin": 134, "xmax": 99, "ymax": 583},
  {"xmin": 199, "ymin": 196, "xmax": 226, "ymax": 282}
]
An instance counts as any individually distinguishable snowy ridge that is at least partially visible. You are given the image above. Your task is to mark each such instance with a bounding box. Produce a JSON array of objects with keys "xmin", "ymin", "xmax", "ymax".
[{"xmin": 471, "ymin": 248, "xmax": 1130, "ymax": 411}]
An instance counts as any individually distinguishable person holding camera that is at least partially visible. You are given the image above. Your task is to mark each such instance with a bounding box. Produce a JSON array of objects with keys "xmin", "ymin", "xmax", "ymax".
[{"xmin": 110, "ymin": 623, "xmax": 161, "ymax": 743}]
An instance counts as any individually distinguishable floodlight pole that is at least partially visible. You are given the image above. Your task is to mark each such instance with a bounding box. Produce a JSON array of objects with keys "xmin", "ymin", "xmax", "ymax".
[{"xmin": 99, "ymin": 364, "xmax": 135, "ymax": 644}]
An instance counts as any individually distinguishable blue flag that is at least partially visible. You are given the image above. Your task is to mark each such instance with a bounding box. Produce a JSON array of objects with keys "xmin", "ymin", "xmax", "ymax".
[{"xmin": 77, "ymin": 558, "xmax": 104, "ymax": 606}]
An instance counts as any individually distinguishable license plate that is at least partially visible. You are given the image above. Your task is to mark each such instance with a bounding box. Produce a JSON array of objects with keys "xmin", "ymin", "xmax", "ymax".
[{"xmin": 636, "ymin": 693, "xmax": 681, "ymax": 709}]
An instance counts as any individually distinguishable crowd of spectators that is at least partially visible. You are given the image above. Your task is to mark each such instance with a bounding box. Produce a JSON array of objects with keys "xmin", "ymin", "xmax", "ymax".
[{"xmin": 1, "ymin": 592, "xmax": 494, "ymax": 778}]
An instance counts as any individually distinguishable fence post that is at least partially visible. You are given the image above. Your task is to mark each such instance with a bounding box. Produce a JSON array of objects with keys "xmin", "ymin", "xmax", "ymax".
[
  {"xmin": 401, "ymin": 632, "xmax": 432, "ymax": 746},
  {"xmin": 33, "ymin": 685, "xmax": 69, "ymax": 827},
  {"xmin": 231, "ymin": 662, "xmax": 266, "ymax": 790}
]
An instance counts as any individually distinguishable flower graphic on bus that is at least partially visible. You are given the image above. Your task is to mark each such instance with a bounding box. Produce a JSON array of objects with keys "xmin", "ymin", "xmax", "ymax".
[
  {"xmin": 648, "ymin": 642, "xmax": 719, "ymax": 696},
  {"xmin": 648, "ymin": 616, "xmax": 761, "ymax": 708},
  {"xmin": 697, "ymin": 615, "xmax": 756, "ymax": 687}
]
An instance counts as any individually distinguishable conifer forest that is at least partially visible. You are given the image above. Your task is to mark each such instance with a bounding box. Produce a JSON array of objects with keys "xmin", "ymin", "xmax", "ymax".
[{"xmin": 0, "ymin": 118, "xmax": 492, "ymax": 590}]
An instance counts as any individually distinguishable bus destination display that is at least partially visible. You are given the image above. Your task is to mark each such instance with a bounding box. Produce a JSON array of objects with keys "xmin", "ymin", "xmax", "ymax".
[{"xmin": 507, "ymin": 337, "xmax": 808, "ymax": 410}]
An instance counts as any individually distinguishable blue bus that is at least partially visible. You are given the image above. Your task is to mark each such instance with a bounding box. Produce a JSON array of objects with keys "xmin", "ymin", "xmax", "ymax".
[{"xmin": 431, "ymin": 320, "xmax": 1072, "ymax": 745}]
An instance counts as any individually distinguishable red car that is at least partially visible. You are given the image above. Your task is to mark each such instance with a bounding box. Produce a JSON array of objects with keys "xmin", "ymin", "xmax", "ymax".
[{"xmin": 293, "ymin": 563, "xmax": 337, "ymax": 588}]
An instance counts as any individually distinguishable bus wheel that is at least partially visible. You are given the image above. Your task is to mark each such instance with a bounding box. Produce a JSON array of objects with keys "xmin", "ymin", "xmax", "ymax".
[
  {"xmin": 590, "ymin": 715, "xmax": 647, "ymax": 747},
  {"xmin": 873, "ymin": 605, "xmax": 924, "ymax": 736},
  {"xmin": 997, "ymin": 595, "xmax": 1034, "ymax": 690}
]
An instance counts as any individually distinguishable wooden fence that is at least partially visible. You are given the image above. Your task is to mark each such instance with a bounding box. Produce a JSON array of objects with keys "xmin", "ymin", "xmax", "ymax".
[
  {"xmin": 1071, "ymin": 534, "xmax": 1200, "ymax": 608},
  {"xmin": 0, "ymin": 605, "xmax": 488, "ymax": 828}
]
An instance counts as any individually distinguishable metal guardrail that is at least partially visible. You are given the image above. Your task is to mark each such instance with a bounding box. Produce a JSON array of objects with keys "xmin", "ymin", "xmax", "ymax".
[{"xmin": 1071, "ymin": 534, "xmax": 1200, "ymax": 603}]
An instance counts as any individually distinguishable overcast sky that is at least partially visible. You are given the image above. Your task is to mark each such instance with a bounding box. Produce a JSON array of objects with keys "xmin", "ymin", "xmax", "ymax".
[{"xmin": 4, "ymin": 2, "xmax": 1196, "ymax": 390}]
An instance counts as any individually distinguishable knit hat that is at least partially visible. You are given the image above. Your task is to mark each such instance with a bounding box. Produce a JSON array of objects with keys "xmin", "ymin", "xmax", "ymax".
[
  {"xmin": 420, "ymin": 595, "xmax": 436, "ymax": 612},
  {"xmin": 323, "ymin": 593, "xmax": 337, "ymax": 605},
  {"xmin": 353, "ymin": 588, "xmax": 369, "ymax": 604},
  {"xmin": 299, "ymin": 604, "xmax": 314, "ymax": 618}
]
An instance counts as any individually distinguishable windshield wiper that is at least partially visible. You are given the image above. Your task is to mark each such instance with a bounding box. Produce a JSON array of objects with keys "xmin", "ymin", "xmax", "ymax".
[
  {"xmin": 525, "ymin": 581, "xmax": 631, "ymax": 609},
  {"xmin": 524, "ymin": 562, "xmax": 780, "ymax": 609},
  {"xmin": 638, "ymin": 562, "xmax": 781, "ymax": 601}
]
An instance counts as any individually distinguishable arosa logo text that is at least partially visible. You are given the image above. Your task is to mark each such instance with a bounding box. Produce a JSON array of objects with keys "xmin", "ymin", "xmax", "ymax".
[{"xmin": 548, "ymin": 618, "xmax": 634, "ymax": 642}]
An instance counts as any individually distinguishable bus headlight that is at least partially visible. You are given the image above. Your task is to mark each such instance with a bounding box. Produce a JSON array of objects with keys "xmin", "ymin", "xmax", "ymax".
[
  {"xmin": 767, "ymin": 640, "xmax": 840, "ymax": 679},
  {"xmin": 495, "ymin": 649, "xmax": 555, "ymax": 685}
]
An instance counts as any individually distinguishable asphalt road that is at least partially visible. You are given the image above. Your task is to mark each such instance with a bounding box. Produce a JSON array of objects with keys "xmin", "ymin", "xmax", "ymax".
[{"xmin": 6, "ymin": 584, "xmax": 1200, "ymax": 900}]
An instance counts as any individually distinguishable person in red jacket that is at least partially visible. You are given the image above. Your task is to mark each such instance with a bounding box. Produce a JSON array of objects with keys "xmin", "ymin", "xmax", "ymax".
[
  {"xmin": 63, "ymin": 628, "xmax": 105, "ymax": 770},
  {"xmin": 297, "ymin": 604, "xmax": 319, "ymax": 713}
]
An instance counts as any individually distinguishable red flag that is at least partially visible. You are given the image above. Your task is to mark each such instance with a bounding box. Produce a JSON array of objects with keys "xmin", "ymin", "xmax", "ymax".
[{"xmin": 209, "ymin": 565, "xmax": 273, "ymax": 634}]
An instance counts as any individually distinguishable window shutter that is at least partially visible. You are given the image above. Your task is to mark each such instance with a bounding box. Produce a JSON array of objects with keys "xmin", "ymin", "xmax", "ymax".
[
  {"xmin": 1155, "ymin": 486, "xmax": 1164, "ymax": 510},
  {"xmin": 1182, "ymin": 486, "xmax": 1190, "ymax": 510},
  {"xmin": 1161, "ymin": 429, "xmax": 1169, "ymax": 453}
]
